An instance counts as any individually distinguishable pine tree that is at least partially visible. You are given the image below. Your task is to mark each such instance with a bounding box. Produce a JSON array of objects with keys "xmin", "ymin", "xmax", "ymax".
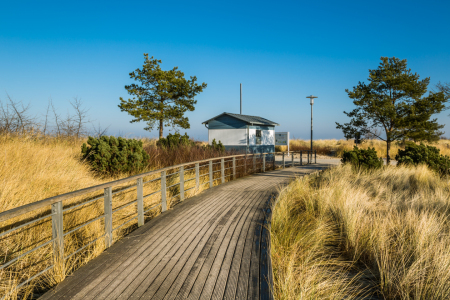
[
  {"xmin": 336, "ymin": 57, "xmax": 447, "ymax": 164},
  {"xmin": 119, "ymin": 54, "xmax": 207, "ymax": 138}
]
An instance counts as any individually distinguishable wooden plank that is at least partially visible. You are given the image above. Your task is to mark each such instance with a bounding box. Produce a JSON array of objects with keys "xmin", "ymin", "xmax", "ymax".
[
  {"xmin": 248, "ymin": 192, "xmax": 268, "ymax": 300},
  {"xmin": 161, "ymin": 196, "xmax": 267, "ymax": 300},
  {"xmin": 260, "ymin": 194, "xmax": 274, "ymax": 300},
  {"xmin": 159, "ymin": 195, "xmax": 262, "ymax": 300},
  {"xmin": 139, "ymin": 190, "xmax": 259, "ymax": 299},
  {"xmin": 113, "ymin": 191, "xmax": 245, "ymax": 299},
  {"xmin": 219, "ymin": 192, "xmax": 265, "ymax": 300},
  {"xmin": 197, "ymin": 191, "xmax": 261, "ymax": 300},
  {"xmin": 181, "ymin": 190, "xmax": 265, "ymax": 300},
  {"xmin": 209, "ymin": 191, "xmax": 264, "ymax": 300},
  {"xmin": 44, "ymin": 189, "xmax": 230, "ymax": 299},
  {"xmin": 72, "ymin": 190, "xmax": 232, "ymax": 300},
  {"xmin": 172, "ymin": 192, "xmax": 256, "ymax": 300},
  {"xmin": 235, "ymin": 199, "xmax": 265, "ymax": 300}
]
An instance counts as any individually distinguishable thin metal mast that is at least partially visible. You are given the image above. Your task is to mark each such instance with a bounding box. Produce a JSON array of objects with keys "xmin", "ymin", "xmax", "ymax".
[
  {"xmin": 240, "ymin": 83, "xmax": 242, "ymax": 114},
  {"xmin": 306, "ymin": 95, "xmax": 318, "ymax": 156},
  {"xmin": 311, "ymin": 103, "xmax": 313, "ymax": 153}
]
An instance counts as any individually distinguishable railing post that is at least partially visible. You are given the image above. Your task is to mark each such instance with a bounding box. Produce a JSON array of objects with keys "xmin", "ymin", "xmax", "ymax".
[
  {"xmin": 195, "ymin": 163, "xmax": 200, "ymax": 190},
  {"xmin": 221, "ymin": 158, "xmax": 225, "ymax": 183},
  {"xmin": 104, "ymin": 187, "xmax": 113, "ymax": 248},
  {"xmin": 253, "ymin": 154, "xmax": 256, "ymax": 173},
  {"xmin": 262, "ymin": 154, "xmax": 266, "ymax": 172},
  {"xmin": 292, "ymin": 151, "xmax": 294, "ymax": 167},
  {"xmin": 273, "ymin": 153, "xmax": 276, "ymax": 170},
  {"xmin": 282, "ymin": 152, "xmax": 285, "ymax": 168},
  {"xmin": 232, "ymin": 157, "xmax": 236, "ymax": 180},
  {"xmin": 300, "ymin": 151, "xmax": 303, "ymax": 166},
  {"xmin": 244, "ymin": 154, "xmax": 247, "ymax": 175},
  {"xmin": 137, "ymin": 178, "xmax": 144, "ymax": 227},
  {"xmin": 315, "ymin": 150, "xmax": 317, "ymax": 163},
  {"xmin": 180, "ymin": 166, "xmax": 185, "ymax": 201},
  {"xmin": 209, "ymin": 160, "xmax": 213, "ymax": 188},
  {"xmin": 161, "ymin": 171, "xmax": 167, "ymax": 212},
  {"xmin": 51, "ymin": 201, "xmax": 64, "ymax": 271}
]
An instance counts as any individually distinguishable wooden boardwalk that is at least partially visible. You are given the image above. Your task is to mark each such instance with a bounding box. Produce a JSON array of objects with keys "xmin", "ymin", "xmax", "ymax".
[{"xmin": 41, "ymin": 163, "xmax": 337, "ymax": 300}]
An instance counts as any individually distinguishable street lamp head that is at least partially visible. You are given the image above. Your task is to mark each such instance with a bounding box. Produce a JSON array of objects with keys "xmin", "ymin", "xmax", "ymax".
[{"xmin": 306, "ymin": 95, "xmax": 318, "ymax": 105}]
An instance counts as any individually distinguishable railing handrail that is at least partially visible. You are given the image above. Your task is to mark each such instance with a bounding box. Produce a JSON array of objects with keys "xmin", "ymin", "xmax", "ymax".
[
  {"xmin": 0, "ymin": 149, "xmax": 317, "ymax": 298},
  {"xmin": 0, "ymin": 152, "xmax": 282, "ymax": 223}
]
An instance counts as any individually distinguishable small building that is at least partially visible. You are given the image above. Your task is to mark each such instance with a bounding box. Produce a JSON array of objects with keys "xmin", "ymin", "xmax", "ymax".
[{"xmin": 202, "ymin": 112, "xmax": 279, "ymax": 154}]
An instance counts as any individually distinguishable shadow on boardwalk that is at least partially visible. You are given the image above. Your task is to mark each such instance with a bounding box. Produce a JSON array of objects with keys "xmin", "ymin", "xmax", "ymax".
[{"xmin": 41, "ymin": 161, "xmax": 340, "ymax": 300}]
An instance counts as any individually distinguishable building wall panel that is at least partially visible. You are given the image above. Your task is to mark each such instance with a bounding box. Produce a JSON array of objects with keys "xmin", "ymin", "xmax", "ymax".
[
  {"xmin": 248, "ymin": 129, "xmax": 274, "ymax": 146},
  {"xmin": 208, "ymin": 129, "xmax": 247, "ymax": 145}
]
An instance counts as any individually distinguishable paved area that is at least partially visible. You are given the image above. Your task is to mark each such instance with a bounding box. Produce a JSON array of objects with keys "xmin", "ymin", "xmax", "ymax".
[
  {"xmin": 40, "ymin": 162, "xmax": 338, "ymax": 300},
  {"xmin": 274, "ymin": 153, "xmax": 341, "ymax": 168}
]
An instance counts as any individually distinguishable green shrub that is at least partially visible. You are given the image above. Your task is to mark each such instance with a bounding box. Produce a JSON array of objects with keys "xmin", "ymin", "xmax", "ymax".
[
  {"xmin": 341, "ymin": 146, "xmax": 383, "ymax": 169},
  {"xmin": 395, "ymin": 143, "xmax": 450, "ymax": 176},
  {"xmin": 81, "ymin": 136, "xmax": 150, "ymax": 175},
  {"xmin": 210, "ymin": 138, "xmax": 225, "ymax": 152},
  {"xmin": 157, "ymin": 133, "xmax": 194, "ymax": 148}
]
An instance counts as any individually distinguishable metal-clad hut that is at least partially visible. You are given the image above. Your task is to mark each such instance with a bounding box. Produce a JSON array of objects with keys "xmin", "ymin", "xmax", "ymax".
[{"xmin": 202, "ymin": 112, "xmax": 279, "ymax": 154}]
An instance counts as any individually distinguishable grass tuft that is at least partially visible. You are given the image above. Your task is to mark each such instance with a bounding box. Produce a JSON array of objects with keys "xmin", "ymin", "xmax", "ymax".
[{"xmin": 272, "ymin": 164, "xmax": 450, "ymax": 299}]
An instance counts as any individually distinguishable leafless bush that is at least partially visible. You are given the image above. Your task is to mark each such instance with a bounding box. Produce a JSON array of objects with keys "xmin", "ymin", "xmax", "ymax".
[
  {"xmin": 91, "ymin": 122, "xmax": 110, "ymax": 138},
  {"xmin": 70, "ymin": 98, "xmax": 90, "ymax": 139},
  {"xmin": 0, "ymin": 94, "xmax": 38, "ymax": 134},
  {"xmin": 1, "ymin": 94, "xmax": 108, "ymax": 140},
  {"xmin": 48, "ymin": 98, "xmax": 92, "ymax": 139}
]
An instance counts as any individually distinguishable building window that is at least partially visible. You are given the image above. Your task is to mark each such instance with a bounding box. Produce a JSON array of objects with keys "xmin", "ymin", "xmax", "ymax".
[{"xmin": 256, "ymin": 129, "xmax": 262, "ymax": 145}]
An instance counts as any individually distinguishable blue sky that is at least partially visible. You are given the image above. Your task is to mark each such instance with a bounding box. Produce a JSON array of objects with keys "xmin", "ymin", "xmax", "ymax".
[{"xmin": 1, "ymin": 0, "xmax": 449, "ymax": 140}]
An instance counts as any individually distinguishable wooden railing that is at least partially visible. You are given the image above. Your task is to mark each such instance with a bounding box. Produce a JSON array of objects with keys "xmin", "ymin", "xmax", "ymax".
[{"xmin": 0, "ymin": 150, "xmax": 315, "ymax": 298}]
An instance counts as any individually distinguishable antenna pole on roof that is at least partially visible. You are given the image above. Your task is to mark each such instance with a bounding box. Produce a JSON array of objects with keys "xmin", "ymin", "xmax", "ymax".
[{"xmin": 240, "ymin": 83, "xmax": 242, "ymax": 115}]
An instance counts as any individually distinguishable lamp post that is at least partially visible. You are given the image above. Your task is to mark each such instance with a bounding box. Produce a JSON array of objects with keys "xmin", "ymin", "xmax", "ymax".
[{"xmin": 306, "ymin": 95, "xmax": 318, "ymax": 159}]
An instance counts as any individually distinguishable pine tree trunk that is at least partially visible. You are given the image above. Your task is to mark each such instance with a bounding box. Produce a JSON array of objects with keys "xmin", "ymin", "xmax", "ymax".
[
  {"xmin": 386, "ymin": 140, "xmax": 391, "ymax": 165},
  {"xmin": 159, "ymin": 119, "xmax": 163, "ymax": 139}
]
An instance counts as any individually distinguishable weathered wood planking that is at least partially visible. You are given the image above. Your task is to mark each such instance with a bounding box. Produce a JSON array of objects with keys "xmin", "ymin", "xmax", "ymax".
[{"xmin": 40, "ymin": 163, "xmax": 333, "ymax": 300}]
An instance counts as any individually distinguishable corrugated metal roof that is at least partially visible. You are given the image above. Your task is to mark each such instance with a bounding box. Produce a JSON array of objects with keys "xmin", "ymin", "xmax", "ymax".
[{"xmin": 202, "ymin": 112, "xmax": 279, "ymax": 126}]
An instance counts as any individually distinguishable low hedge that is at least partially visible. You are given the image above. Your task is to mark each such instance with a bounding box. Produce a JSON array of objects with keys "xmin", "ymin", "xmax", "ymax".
[
  {"xmin": 396, "ymin": 143, "xmax": 450, "ymax": 176},
  {"xmin": 81, "ymin": 136, "xmax": 149, "ymax": 175},
  {"xmin": 341, "ymin": 146, "xmax": 383, "ymax": 169}
]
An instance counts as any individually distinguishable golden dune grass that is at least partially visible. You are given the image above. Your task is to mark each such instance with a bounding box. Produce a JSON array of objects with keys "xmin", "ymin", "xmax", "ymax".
[
  {"xmin": 276, "ymin": 139, "xmax": 450, "ymax": 158},
  {"xmin": 0, "ymin": 135, "xmax": 211, "ymax": 299},
  {"xmin": 272, "ymin": 164, "xmax": 450, "ymax": 299}
]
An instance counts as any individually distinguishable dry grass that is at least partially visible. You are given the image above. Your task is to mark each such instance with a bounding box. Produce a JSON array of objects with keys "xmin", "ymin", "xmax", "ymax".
[
  {"xmin": 0, "ymin": 134, "xmax": 232, "ymax": 299},
  {"xmin": 271, "ymin": 164, "xmax": 450, "ymax": 299},
  {"xmin": 276, "ymin": 139, "xmax": 450, "ymax": 158}
]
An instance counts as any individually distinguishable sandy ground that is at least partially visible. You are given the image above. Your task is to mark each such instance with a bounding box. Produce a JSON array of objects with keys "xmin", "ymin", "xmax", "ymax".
[{"xmin": 273, "ymin": 154, "xmax": 341, "ymax": 167}]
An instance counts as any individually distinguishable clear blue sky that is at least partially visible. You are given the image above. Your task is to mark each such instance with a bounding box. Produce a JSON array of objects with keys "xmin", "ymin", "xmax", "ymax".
[{"xmin": 1, "ymin": 0, "xmax": 449, "ymax": 140}]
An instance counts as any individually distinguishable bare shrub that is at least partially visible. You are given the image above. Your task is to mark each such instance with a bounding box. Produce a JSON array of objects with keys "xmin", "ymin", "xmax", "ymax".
[{"xmin": 0, "ymin": 95, "xmax": 38, "ymax": 135}]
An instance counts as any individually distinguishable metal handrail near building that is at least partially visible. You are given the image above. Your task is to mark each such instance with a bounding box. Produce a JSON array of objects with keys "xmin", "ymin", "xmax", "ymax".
[{"xmin": 0, "ymin": 150, "xmax": 316, "ymax": 298}]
